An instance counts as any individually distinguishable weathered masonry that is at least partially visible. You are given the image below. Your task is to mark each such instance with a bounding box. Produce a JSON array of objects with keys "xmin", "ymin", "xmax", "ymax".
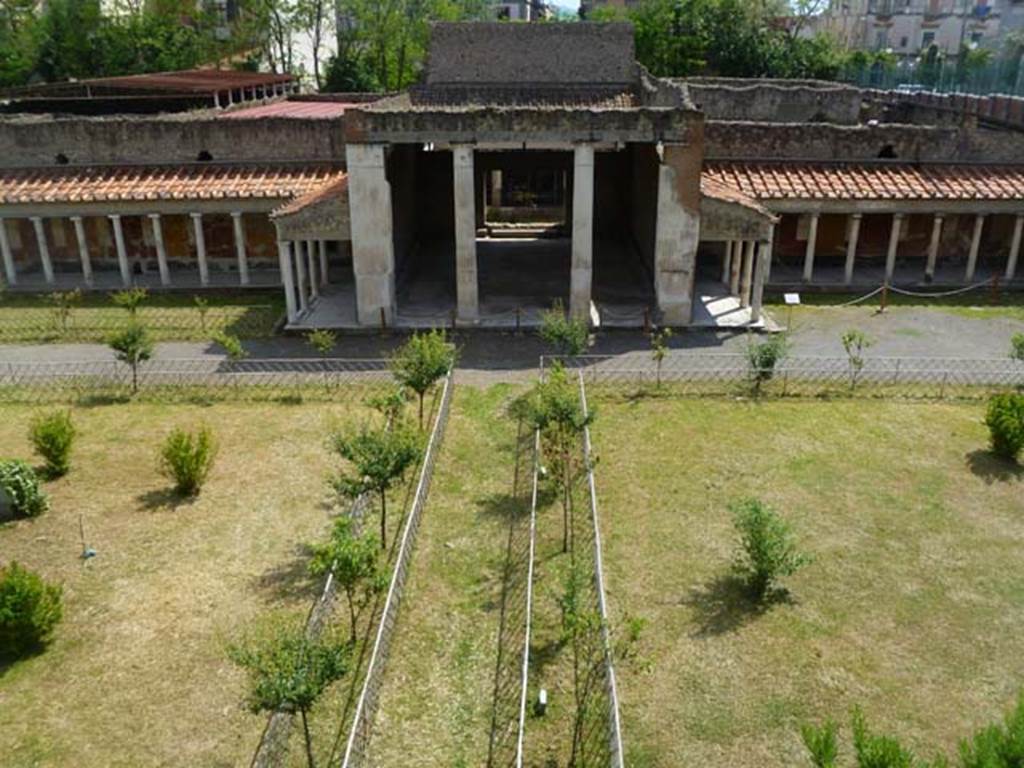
[{"xmin": 1, "ymin": 27, "xmax": 1024, "ymax": 330}]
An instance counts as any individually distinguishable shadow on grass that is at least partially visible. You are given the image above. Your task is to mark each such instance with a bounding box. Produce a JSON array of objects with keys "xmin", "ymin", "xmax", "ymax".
[
  {"xmin": 252, "ymin": 543, "xmax": 319, "ymax": 603},
  {"xmin": 683, "ymin": 573, "xmax": 793, "ymax": 638},
  {"xmin": 966, "ymin": 450, "xmax": 1023, "ymax": 484},
  {"xmin": 135, "ymin": 487, "xmax": 198, "ymax": 512}
]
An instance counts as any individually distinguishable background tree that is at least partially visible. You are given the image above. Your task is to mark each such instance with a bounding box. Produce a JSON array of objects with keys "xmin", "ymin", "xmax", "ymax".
[
  {"xmin": 650, "ymin": 326, "xmax": 672, "ymax": 388},
  {"xmin": 730, "ymin": 497, "xmax": 811, "ymax": 601},
  {"xmin": 539, "ymin": 301, "xmax": 590, "ymax": 358},
  {"xmin": 389, "ymin": 330, "xmax": 455, "ymax": 428},
  {"xmin": 229, "ymin": 619, "xmax": 349, "ymax": 768},
  {"xmin": 841, "ymin": 329, "xmax": 873, "ymax": 392},
  {"xmin": 29, "ymin": 410, "xmax": 76, "ymax": 478},
  {"xmin": 111, "ymin": 288, "xmax": 148, "ymax": 318},
  {"xmin": 108, "ymin": 323, "xmax": 154, "ymax": 395},
  {"xmin": 330, "ymin": 425, "xmax": 421, "ymax": 549}
]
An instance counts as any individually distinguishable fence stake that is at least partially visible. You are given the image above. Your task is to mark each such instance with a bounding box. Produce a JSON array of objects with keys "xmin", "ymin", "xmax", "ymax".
[
  {"xmin": 880, "ymin": 281, "xmax": 889, "ymax": 313},
  {"xmin": 940, "ymin": 370, "xmax": 948, "ymax": 399}
]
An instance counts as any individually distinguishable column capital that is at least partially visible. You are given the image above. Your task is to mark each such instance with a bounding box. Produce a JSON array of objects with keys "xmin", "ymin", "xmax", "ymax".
[
  {"xmin": 190, "ymin": 212, "xmax": 203, "ymax": 221},
  {"xmin": 69, "ymin": 215, "xmax": 83, "ymax": 223},
  {"xmin": 230, "ymin": 210, "xmax": 244, "ymax": 219},
  {"xmin": 30, "ymin": 215, "xmax": 44, "ymax": 223},
  {"xmin": 108, "ymin": 213, "xmax": 122, "ymax": 222},
  {"xmin": 850, "ymin": 212, "xmax": 863, "ymax": 220},
  {"xmin": 147, "ymin": 213, "xmax": 162, "ymax": 221},
  {"xmin": 892, "ymin": 212, "xmax": 905, "ymax": 220}
]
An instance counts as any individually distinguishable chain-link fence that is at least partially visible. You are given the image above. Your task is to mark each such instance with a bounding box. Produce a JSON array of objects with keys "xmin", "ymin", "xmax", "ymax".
[
  {"xmin": 339, "ymin": 370, "xmax": 454, "ymax": 768},
  {"xmin": 0, "ymin": 358, "xmax": 395, "ymax": 404},
  {"xmin": 542, "ymin": 354, "xmax": 1024, "ymax": 400},
  {"xmin": 0, "ymin": 305, "xmax": 281, "ymax": 343}
]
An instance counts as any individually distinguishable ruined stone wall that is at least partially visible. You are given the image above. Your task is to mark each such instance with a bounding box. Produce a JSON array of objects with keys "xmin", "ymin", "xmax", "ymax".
[
  {"xmin": 682, "ymin": 79, "xmax": 863, "ymax": 124},
  {"xmin": 0, "ymin": 114, "xmax": 346, "ymax": 167}
]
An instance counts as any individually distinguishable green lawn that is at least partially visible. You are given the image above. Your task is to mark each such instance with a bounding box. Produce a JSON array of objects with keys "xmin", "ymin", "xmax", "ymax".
[
  {"xmin": 590, "ymin": 396, "xmax": 1024, "ymax": 768},
  {"xmin": 766, "ymin": 290, "xmax": 1024, "ymax": 323},
  {"xmin": 0, "ymin": 400, "xmax": 374, "ymax": 768},
  {"xmin": 0, "ymin": 291, "xmax": 284, "ymax": 342}
]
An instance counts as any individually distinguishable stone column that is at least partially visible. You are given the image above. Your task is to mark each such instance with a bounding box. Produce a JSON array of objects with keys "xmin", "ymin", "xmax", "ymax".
[
  {"xmin": 453, "ymin": 145, "xmax": 480, "ymax": 322},
  {"xmin": 30, "ymin": 216, "xmax": 55, "ymax": 285},
  {"xmin": 1005, "ymin": 213, "xmax": 1023, "ymax": 281},
  {"xmin": 318, "ymin": 240, "xmax": 329, "ymax": 285},
  {"xmin": 190, "ymin": 213, "xmax": 209, "ymax": 287},
  {"xmin": 70, "ymin": 216, "xmax": 93, "ymax": 287},
  {"xmin": 885, "ymin": 213, "xmax": 903, "ymax": 282},
  {"xmin": 740, "ymin": 240, "xmax": 755, "ymax": 308},
  {"xmin": 844, "ymin": 213, "xmax": 862, "ymax": 285},
  {"xmin": 294, "ymin": 238, "xmax": 309, "ymax": 314},
  {"xmin": 277, "ymin": 240, "xmax": 298, "ymax": 322},
  {"xmin": 925, "ymin": 214, "xmax": 944, "ymax": 283},
  {"xmin": 0, "ymin": 218, "xmax": 16, "ymax": 286},
  {"xmin": 654, "ymin": 144, "xmax": 700, "ymax": 325},
  {"xmin": 231, "ymin": 212, "xmax": 250, "ymax": 286},
  {"xmin": 148, "ymin": 214, "xmax": 171, "ymax": 287},
  {"xmin": 491, "ymin": 170, "xmax": 503, "ymax": 208},
  {"xmin": 802, "ymin": 212, "xmax": 819, "ymax": 283},
  {"xmin": 305, "ymin": 239, "xmax": 319, "ymax": 299},
  {"xmin": 346, "ymin": 143, "xmax": 395, "ymax": 326},
  {"xmin": 570, "ymin": 144, "xmax": 595, "ymax": 322},
  {"xmin": 721, "ymin": 240, "xmax": 733, "ymax": 286},
  {"xmin": 729, "ymin": 240, "xmax": 742, "ymax": 296},
  {"xmin": 965, "ymin": 214, "xmax": 986, "ymax": 281},
  {"xmin": 109, "ymin": 214, "xmax": 131, "ymax": 287},
  {"xmin": 751, "ymin": 229, "xmax": 774, "ymax": 324}
]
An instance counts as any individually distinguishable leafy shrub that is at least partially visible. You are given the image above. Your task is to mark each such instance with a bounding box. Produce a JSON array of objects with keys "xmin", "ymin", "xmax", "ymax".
[
  {"xmin": 0, "ymin": 460, "xmax": 49, "ymax": 518},
  {"xmin": 539, "ymin": 300, "xmax": 590, "ymax": 356},
  {"xmin": 730, "ymin": 498, "xmax": 810, "ymax": 600},
  {"xmin": 0, "ymin": 561, "xmax": 63, "ymax": 658},
  {"xmin": 984, "ymin": 393, "xmax": 1024, "ymax": 462},
  {"xmin": 214, "ymin": 332, "xmax": 247, "ymax": 362},
  {"xmin": 802, "ymin": 719, "xmax": 839, "ymax": 768},
  {"xmin": 390, "ymin": 330, "xmax": 456, "ymax": 428},
  {"xmin": 48, "ymin": 289, "xmax": 81, "ymax": 336},
  {"xmin": 108, "ymin": 322, "xmax": 154, "ymax": 394},
  {"xmin": 111, "ymin": 287, "xmax": 148, "ymax": 316},
  {"xmin": 851, "ymin": 708, "xmax": 922, "ymax": 768},
  {"xmin": 841, "ymin": 329, "xmax": 874, "ymax": 391},
  {"xmin": 1011, "ymin": 332, "xmax": 1024, "ymax": 364},
  {"xmin": 306, "ymin": 328, "xmax": 337, "ymax": 357},
  {"xmin": 959, "ymin": 691, "xmax": 1024, "ymax": 768},
  {"xmin": 159, "ymin": 426, "xmax": 217, "ymax": 496},
  {"xmin": 746, "ymin": 332, "xmax": 789, "ymax": 395},
  {"xmin": 29, "ymin": 410, "xmax": 76, "ymax": 477}
]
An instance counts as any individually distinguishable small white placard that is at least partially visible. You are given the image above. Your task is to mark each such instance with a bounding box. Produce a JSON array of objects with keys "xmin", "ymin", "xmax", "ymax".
[{"xmin": 784, "ymin": 293, "xmax": 801, "ymax": 306}]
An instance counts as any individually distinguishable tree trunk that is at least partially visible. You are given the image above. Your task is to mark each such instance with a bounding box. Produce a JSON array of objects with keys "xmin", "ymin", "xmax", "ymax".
[
  {"xmin": 418, "ymin": 391, "xmax": 424, "ymax": 430},
  {"xmin": 301, "ymin": 708, "xmax": 316, "ymax": 768},
  {"xmin": 131, "ymin": 362, "xmax": 138, "ymax": 395},
  {"xmin": 380, "ymin": 489, "xmax": 387, "ymax": 550}
]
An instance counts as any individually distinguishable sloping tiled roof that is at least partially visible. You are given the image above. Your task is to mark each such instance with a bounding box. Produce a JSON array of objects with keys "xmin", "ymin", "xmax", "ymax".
[
  {"xmin": 701, "ymin": 176, "xmax": 774, "ymax": 218},
  {"xmin": 364, "ymin": 87, "xmax": 639, "ymax": 112},
  {"xmin": 703, "ymin": 162, "xmax": 1024, "ymax": 202},
  {"xmin": 0, "ymin": 164, "xmax": 345, "ymax": 205},
  {"xmin": 219, "ymin": 101, "xmax": 355, "ymax": 120},
  {"xmin": 272, "ymin": 175, "xmax": 348, "ymax": 218}
]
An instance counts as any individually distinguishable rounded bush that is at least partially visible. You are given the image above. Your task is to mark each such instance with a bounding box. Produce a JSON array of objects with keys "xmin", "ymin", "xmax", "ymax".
[
  {"xmin": 0, "ymin": 561, "xmax": 63, "ymax": 658},
  {"xmin": 29, "ymin": 410, "xmax": 76, "ymax": 478},
  {"xmin": 0, "ymin": 460, "xmax": 50, "ymax": 519},
  {"xmin": 985, "ymin": 393, "xmax": 1024, "ymax": 462}
]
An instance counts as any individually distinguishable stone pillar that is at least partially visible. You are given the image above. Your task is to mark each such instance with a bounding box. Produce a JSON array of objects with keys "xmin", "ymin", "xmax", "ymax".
[
  {"xmin": 885, "ymin": 213, "xmax": 903, "ymax": 282},
  {"xmin": 453, "ymin": 145, "xmax": 480, "ymax": 322},
  {"xmin": 721, "ymin": 240, "xmax": 733, "ymax": 285},
  {"xmin": 740, "ymin": 240, "xmax": 755, "ymax": 308},
  {"xmin": 318, "ymin": 240, "xmax": 329, "ymax": 285},
  {"xmin": 751, "ymin": 229, "xmax": 774, "ymax": 324},
  {"xmin": 802, "ymin": 212, "xmax": 819, "ymax": 283},
  {"xmin": 346, "ymin": 144, "xmax": 395, "ymax": 326},
  {"xmin": 278, "ymin": 240, "xmax": 298, "ymax": 322},
  {"xmin": 70, "ymin": 216, "xmax": 93, "ymax": 287},
  {"xmin": 109, "ymin": 214, "xmax": 131, "ymax": 287},
  {"xmin": 654, "ymin": 144, "xmax": 700, "ymax": 325},
  {"xmin": 965, "ymin": 214, "xmax": 985, "ymax": 281},
  {"xmin": 30, "ymin": 216, "xmax": 55, "ymax": 285},
  {"xmin": 925, "ymin": 214, "xmax": 944, "ymax": 283},
  {"xmin": 148, "ymin": 214, "xmax": 171, "ymax": 287},
  {"xmin": 1006, "ymin": 213, "xmax": 1023, "ymax": 281},
  {"xmin": 570, "ymin": 144, "xmax": 595, "ymax": 322},
  {"xmin": 305, "ymin": 239, "xmax": 319, "ymax": 299},
  {"xmin": 190, "ymin": 213, "xmax": 209, "ymax": 286},
  {"xmin": 294, "ymin": 238, "xmax": 309, "ymax": 314},
  {"xmin": 231, "ymin": 212, "xmax": 250, "ymax": 286},
  {"xmin": 729, "ymin": 240, "xmax": 742, "ymax": 296},
  {"xmin": 491, "ymin": 170, "xmax": 503, "ymax": 208},
  {"xmin": 0, "ymin": 218, "xmax": 16, "ymax": 286},
  {"xmin": 844, "ymin": 213, "xmax": 862, "ymax": 285}
]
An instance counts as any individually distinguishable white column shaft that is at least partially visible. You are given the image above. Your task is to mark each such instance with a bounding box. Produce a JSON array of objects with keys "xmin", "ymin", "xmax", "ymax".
[
  {"xmin": 346, "ymin": 144, "xmax": 395, "ymax": 326},
  {"xmin": 109, "ymin": 215, "xmax": 130, "ymax": 287},
  {"xmin": 1005, "ymin": 214, "xmax": 1023, "ymax": 281},
  {"xmin": 729, "ymin": 240, "xmax": 742, "ymax": 296},
  {"xmin": 0, "ymin": 219, "xmax": 15, "ymax": 286},
  {"xmin": 31, "ymin": 217, "xmax": 54, "ymax": 284},
  {"xmin": 570, "ymin": 144, "xmax": 595, "ymax": 322},
  {"xmin": 885, "ymin": 214, "xmax": 903, "ymax": 282},
  {"xmin": 802, "ymin": 213, "xmax": 819, "ymax": 282},
  {"xmin": 740, "ymin": 240, "xmax": 755, "ymax": 308},
  {"xmin": 844, "ymin": 214, "xmax": 862, "ymax": 285},
  {"xmin": 453, "ymin": 145, "xmax": 479, "ymax": 322},
  {"xmin": 305, "ymin": 239, "xmax": 319, "ymax": 299},
  {"xmin": 149, "ymin": 214, "xmax": 171, "ymax": 286},
  {"xmin": 231, "ymin": 212, "xmax": 250, "ymax": 286},
  {"xmin": 721, "ymin": 240, "xmax": 733, "ymax": 285},
  {"xmin": 966, "ymin": 214, "xmax": 985, "ymax": 281},
  {"xmin": 751, "ymin": 230, "xmax": 774, "ymax": 323},
  {"xmin": 926, "ymin": 214, "xmax": 944, "ymax": 281},
  {"xmin": 191, "ymin": 213, "xmax": 209, "ymax": 286},
  {"xmin": 318, "ymin": 240, "xmax": 329, "ymax": 285},
  {"xmin": 71, "ymin": 216, "xmax": 93, "ymax": 286},
  {"xmin": 278, "ymin": 240, "xmax": 298, "ymax": 323},
  {"xmin": 295, "ymin": 238, "xmax": 309, "ymax": 313}
]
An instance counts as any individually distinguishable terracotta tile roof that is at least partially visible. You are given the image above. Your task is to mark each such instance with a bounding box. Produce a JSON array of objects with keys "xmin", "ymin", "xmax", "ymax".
[
  {"xmin": 701, "ymin": 176, "xmax": 774, "ymax": 218},
  {"xmin": 703, "ymin": 162, "xmax": 1024, "ymax": 202},
  {"xmin": 0, "ymin": 164, "xmax": 345, "ymax": 205},
  {"xmin": 365, "ymin": 87, "xmax": 640, "ymax": 112},
  {"xmin": 272, "ymin": 175, "xmax": 348, "ymax": 218},
  {"xmin": 83, "ymin": 69, "xmax": 294, "ymax": 94},
  {"xmin": 219, "ymin": 101, "xmax": 355, "ymax": 120}
]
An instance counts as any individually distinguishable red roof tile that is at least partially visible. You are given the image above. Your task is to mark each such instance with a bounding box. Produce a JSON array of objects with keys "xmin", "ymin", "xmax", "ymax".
[
  {"xmin": 219, "ymin": 101, "xmax": 355, "ymax": 120},
  {"xmin": 0, "ymin": 164, "xmax": 344, "ymax": 205},
  {"xmin": 272, "ymin": 175, "xmax": 349, "ymax": 217},
  {"xmin": 703, "ymin": 162, "xmax": 1024, "ymax": 202}
]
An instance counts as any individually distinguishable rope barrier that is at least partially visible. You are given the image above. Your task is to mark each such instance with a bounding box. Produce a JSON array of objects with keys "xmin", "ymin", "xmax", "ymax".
[
  {"xmin": 832, "ymin": 286, "xmax": 884, "ymax": 307},
  {"xmin": 888, "ymin": 277, "xmax": 995, "ymax": 298}
]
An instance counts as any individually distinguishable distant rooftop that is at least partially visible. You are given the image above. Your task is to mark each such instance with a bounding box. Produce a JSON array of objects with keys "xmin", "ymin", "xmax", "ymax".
[
  {"xmin": 219, "ymin": 101, "xmax": 354, "ymax": 120},
  {"xmin": 67, "ymin": 69, "xmax": 294, "ymax": 95}
]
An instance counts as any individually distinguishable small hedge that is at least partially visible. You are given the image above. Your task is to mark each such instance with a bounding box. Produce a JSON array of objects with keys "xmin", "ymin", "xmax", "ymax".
[
  {"xmin": 0, "ymin": 561, "xmax": 63, "ymax": 658},
  {"xmin": 985, "ymin": 393, "xmax": 1024, "ymax": 462},
  {"xmin": 0, "ymin": 460, "xmax": 49, "ymax": 519},
  {"xmin": 29, "ymin": 410, "xmax": 76, "ymax": 478}
]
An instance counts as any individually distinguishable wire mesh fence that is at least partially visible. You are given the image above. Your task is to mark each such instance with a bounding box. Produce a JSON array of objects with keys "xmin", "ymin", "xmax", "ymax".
[
  {"xmin": 0, "ymin": 358, "xmax": 395, "ymax": 404},
  {"xmin": 339, "ymin": 371, "xmax": 454, "ymax": 768},
  {"xmin": 541, "ymin": 354, "xmax": 1024, "ymax": 401},
  {"xmin": 0, "ymin": 304, "xmax": 281, "ymax": 342}
]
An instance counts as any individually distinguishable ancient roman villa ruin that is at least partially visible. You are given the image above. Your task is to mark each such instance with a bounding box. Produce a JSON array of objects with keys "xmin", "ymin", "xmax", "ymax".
[{"xmin": 2, "ymin": 22, "xmax": 1024, "ymax": 329}]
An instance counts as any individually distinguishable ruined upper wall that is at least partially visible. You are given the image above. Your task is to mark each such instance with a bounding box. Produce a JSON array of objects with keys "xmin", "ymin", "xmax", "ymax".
[
  {"xmin": 0, "ymin": 112, "xmax": 346, "ymax": 168},
  {"xmin": 680, "ymin": 78, "xmax": 864, "ymax": 125},
  {"xmin": 424, "ymin": 22, "xmax": 636, "ymax": 88}
]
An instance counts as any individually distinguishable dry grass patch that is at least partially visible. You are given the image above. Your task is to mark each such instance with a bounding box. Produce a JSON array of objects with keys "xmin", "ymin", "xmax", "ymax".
[
  {"xmin": 0, "ymin": 399, "xmax": 373, "ymax": 768},
  {"xmin": 591, "ymin": 396, "xmax": 1024, "ymax": 768}
]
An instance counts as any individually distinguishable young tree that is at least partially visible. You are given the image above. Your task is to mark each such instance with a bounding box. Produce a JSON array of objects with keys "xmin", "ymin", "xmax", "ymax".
[
  {"xmin": 228, "ymin": 620, "xmax": 349, "ymax": 768},
  {"xmin": 539, "ymin": 300, "xmax": 590, "ymax": 358},
  {"xmin": 48, "ymin": 289, "xmax": 81, "ymax": 338},
  {"xmin": 841, "ymin": 329, "xmax": 874, "ymax": 392},
  {"xmin": 984, "ymin": 393, "xmax": 1024, "ymax": 463},
  {"xmin": 193, "ymin": 295, "xmax": 210, "ymax": 332},
  {"xmin": 746, "ymin": 332, "xmax": 789, "ymax": 397},
  {"xmin": 159, "ymin": 426, "xmax": 218, "ymax": 497},
  {"xmin": 29, "ymin": 410, "xmax": 76, "ymax": 478},
  {"xmin": 108, "ymin": 322, "xmax": 154, "ymax": 395},
  {"xmin": 1011, "ymin": 332, "xmax": 1024, "ymax": 364},
  {"xmin": 111, "ymin": 287, "xmax": 148, "ymax": 318},
  {"xmin": 308, "ymin": 516, "xmax": 387, "ymax": 640},
  {"xmin": 214, "ymin": 332, "xmax": 247, "ymax": 362},
  {"xmin": 650, "ymin": 326, "xmax": 673, "ymax": 388},
  {"xmin": 730, "ymin": 498, "xmax": 811, "ymax": 601},
  {"xmin": 330, "ymin": 425, "xmax": 421, "ymax": 549},
  {"xmin": 389, "ymin": 330, "xmax": 456, "ymax": 429}
]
